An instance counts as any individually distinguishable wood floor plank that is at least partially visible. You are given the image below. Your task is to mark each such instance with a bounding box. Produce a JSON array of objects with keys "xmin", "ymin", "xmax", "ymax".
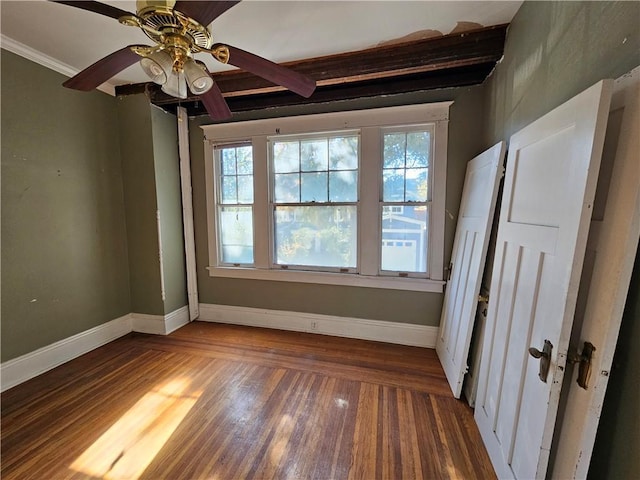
[
  {"xmin": 349, "ymin": 382, "xmax": 379, "ymax": 480},
  {"xmin": 1, "ymin": 321, "xmax": 495, "ymax": 480}
]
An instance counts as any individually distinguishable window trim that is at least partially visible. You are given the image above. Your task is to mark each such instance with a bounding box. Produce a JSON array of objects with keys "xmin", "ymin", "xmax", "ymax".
[{"xmin": 203, "ymin": 103, "xmax": 451, "ymax": 293}]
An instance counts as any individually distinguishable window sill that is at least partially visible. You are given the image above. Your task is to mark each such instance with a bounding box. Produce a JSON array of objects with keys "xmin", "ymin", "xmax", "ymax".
[{"xmin": 206, "ymin": 266, "xmax": 445, "ymax": 293}]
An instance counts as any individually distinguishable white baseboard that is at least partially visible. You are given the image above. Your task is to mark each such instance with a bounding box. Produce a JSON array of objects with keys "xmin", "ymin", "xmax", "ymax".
[
  {"xmin": 130, "ymin": 313, "xmax": 164, "ymax": 335},
  {"xmin": 165, "ymin": 305, "xmax": 191, "ymax": 333},
  {"xmin": 1, "ymin": 314, "xmax": 132, "ymax": 392},
  {"xmin": 131, "ymin": 305, "xmax": 190, "ymax": 335},
  {"xmin": 1, "ymin": 305, "xmax": 191, "ymax": 392},
  {"xmin": 0, "ymin": 303, "xmax": 429, "ymax": 392},
  {"xmin": 198, "ymin": 303, "xmax": 438, "ymax": 348}
]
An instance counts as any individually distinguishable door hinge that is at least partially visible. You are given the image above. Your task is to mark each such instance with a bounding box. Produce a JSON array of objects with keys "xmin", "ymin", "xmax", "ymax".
[{"xmin": 478, "ymin": 293, "xmax": 490, "ymax": 303}]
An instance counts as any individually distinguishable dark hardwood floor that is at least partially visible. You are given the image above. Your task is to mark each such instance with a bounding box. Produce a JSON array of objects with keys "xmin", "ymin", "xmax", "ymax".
[{"xmin": 1, "ymin": 322, "xmax": 496, "ymax": 479}]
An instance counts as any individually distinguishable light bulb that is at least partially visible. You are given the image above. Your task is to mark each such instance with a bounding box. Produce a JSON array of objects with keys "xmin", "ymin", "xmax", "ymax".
[
  {"xmin": 193, "ymin": 77, "xmax": 209, "ymax": 90},
  {"xmin": 139, "ymin": 50, "xmax": 173, "ymax": 85},
  {"xmin": 161, "ymin": 71, "xmax": 187, "ymax": 99},
  {"xmin": 148, "ymin": 63, "xmax": 163, "ymax": 77},
  {"xmin": 184, "ymin": 58, "xmax": 213, "ymax": 95}
]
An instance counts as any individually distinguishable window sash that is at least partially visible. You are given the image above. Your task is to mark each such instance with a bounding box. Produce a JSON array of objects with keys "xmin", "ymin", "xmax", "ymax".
[
  {"xmin": 378, "ymin": 202, "xmax": 430, "ymax": 277},
  {"xmin": 377, "ymin": 125, "xmax": 434, "ymax": 277},
  {"xmin": 217, "ymin": 205, "xmax": 254, "ymax": 266},
  {"xmin": 214, "ymin": 144, "xmax": 255, "ymax": 266},
  {"xmin": 268, "ymin": 133, "xmax": 360, "ymax": 272},
  {"xmin": 271, "ymin": 204, "xmax": 359, "ymax": 272}
]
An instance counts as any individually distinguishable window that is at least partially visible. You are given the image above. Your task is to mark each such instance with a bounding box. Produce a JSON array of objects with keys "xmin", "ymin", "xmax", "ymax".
[
  {"xmin": 203, "ymin": 103, "xmax": 450, "ymax": 292},
  {"xmin": 215, "ymin": 144, "xmax": 254, "ymax": 265},
  {"xmin": 381, "ymin": 128, "xmax": 431, "ymax": 275},
  {"xmin": 271, "ymin": 134, "xmax": 359, "ymax": 270}
]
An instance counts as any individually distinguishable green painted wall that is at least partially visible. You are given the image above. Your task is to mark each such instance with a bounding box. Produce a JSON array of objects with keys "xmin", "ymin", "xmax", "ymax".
[
  {"xmin": 483, "ymin": 0, "xmax": 639, "ymax": 144},
  {"xmin": 2, "ymin": 51, "xmax": 188, "ymax": 360},
  {"xmin": 150, "ymin": 106, "xmax": 187, "ymax": 314},
  {"xmin": 118, "ymin": 95, "xmax": 165, "ymax": 315},
  {"xmin": 117, "ymin": 96, "xmax": 187, "ymax": 315},
  {"xmin": 470, "ymin": 1, "xmax": 639, "ymax": 477},
  {"xmin": 1, "ymin": 50, "xmax": 130, "ymax": 361},
  {"xmin": 189, "ymin": 87, "xmax": 485, "ymax": 326}
]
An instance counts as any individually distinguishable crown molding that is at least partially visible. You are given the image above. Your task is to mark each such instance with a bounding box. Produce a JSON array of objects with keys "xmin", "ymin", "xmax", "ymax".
[{"xmin": 1, "ymin": 34, "xmax": 116, "ymax": 96}]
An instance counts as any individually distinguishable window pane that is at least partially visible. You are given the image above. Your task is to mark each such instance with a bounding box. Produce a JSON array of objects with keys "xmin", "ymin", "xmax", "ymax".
[
  {"xmin": 381, "ymin": 205, "xmax": 428, "ymax": 273},
  {"xmin": 273, "ymin": 141, "xmax": 299, "ymax": 173},
  {"xmin": 405, "ymin": 168, "xmax": 428, "ymax": 202},
  {"xmin": 221, "ymin": 149, "xmax": 236, "ymax": 175},
  {"xmin": 274, "ymin": 206, "xmax": 357, "ymax": 268},
  {"xmin": 219, "ymin": 206, "xmax": 253, "ymax": 264},
  {"xmin": 220, "ymin": 176, "xmax": 237, "ymax": 204},
  {"xmin": 301, "ymin": 139, "xmax": 328, "ymax": 172},
  {"xmin": 383, "ymin": 133, "xmax": 406, "ymax": 168},
  {"xmin": 236, "ymin": 146, "xmax": 253, "ymax": 174},
  {"xmin": 406, "ymin": 132, "xmax": 430, "ymax": 168},
  {"xmin": 329, "ymin": 136, "xmax": 358, "ymax": 170},
  {"xmin": 383, "ymin": 130, "xmax": 431, "ymax": 203},
  {"xmin": 383, "ymin": 169, "xmax": 405, "ymax": 202},
  {"xmin": 274, "ymin": 173, "xmax": 299, "ymax": 203},
  {"xmin": 301, "ymin": 172, "xmax": 328, "ymax": 202},
  {"xmin": 237, "ymin": 175, "xmax": 254, "ymax": 203},
  {"xmin": 329, "ymin": 170, "xmax": 357, "ymax": 202}
]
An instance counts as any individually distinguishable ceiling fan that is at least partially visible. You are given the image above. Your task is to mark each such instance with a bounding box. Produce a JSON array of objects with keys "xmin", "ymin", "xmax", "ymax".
[{"xmin": 52, "ymin": 0, "xmax": 317, "ymax": 120}]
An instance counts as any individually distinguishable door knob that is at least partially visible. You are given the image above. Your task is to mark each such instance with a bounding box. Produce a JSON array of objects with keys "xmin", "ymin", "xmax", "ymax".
[{"xmin": 528, "ymin": 339, "xmax": 553, "ymax": 383}]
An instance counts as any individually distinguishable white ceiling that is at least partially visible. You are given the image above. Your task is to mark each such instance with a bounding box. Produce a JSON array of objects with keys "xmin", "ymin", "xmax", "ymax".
[{"xmin": 0, "ymin": 0, "xmax": 522, "ymax": 93}]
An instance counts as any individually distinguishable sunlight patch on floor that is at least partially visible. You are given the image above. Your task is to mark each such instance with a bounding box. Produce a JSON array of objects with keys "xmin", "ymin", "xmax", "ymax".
[
  {"xmin": 269, "ymin": 414, "xmax": 295, "ymax": 467},
  {"xmin": 70, "ymin": 377, "xmax": 202, "ymax": 479}
]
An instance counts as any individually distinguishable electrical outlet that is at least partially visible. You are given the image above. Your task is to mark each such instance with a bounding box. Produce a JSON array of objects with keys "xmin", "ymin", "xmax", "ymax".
[{"xmin": 310, "ymin": 321, "xmax": 318, "ymax": 331}]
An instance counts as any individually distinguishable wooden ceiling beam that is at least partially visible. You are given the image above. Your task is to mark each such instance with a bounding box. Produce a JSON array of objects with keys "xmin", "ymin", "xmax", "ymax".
[
  {"xmin": 159, "ymin": 63, "xmax": 495, "ymax": 117},
  {"xmin": 116, "ymin": 24, "xmax": 507, "ymax": 114}
]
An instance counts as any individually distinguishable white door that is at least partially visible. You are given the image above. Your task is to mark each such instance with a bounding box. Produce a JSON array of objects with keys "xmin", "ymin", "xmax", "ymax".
[
  {"xmin": 436, "ymin": 142, "xmax": 505, "ymax": 398},
  {"xmin": 552, "ymin": 68, "xmax": 640, "ymax": 479},
  {"xmin": 474, "ymin": 80, "xmax": 613, "ymax": 480}
]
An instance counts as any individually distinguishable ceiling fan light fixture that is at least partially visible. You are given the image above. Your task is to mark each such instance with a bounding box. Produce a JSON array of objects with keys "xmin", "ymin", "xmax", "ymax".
[
  {"xmin": 161, "ymin": 70, "xmax": 188, "ymax": 99},
  {"xmin": 184, "ymin": 58, "xmax": 214, "ymax": 95},
  {"xmin": 140, "ymin": 50, "xmax": 173, "ymax": 85},
  {"xmin": 56, "ymin": 0, "xmax": 316, "ymax": 121}
]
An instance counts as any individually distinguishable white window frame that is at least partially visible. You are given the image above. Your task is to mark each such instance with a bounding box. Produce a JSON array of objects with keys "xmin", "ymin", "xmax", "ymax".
[{"xmin": 203, "ymin": 103, "xmax": 451, "ymax": 293}]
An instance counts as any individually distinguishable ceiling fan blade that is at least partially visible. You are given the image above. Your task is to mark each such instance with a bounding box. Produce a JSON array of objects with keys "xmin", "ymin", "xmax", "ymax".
[
  {"xmin": 63, "ymin": 46, "xmax": 141, "ymax": 91},
  {"xmin": 217, "ymin": 44, "xmax": 316, "ymax": 98},
  {"xmin": 200, "ymin": 83, "xmax": 233, "ymax": 121},
  {"xmin": 50, "ymin": 1, "xmax": 133, "ymax": 20},
  {"xmin": 174, "ymin": 1, "xmax": 240, "ymax": 26}
]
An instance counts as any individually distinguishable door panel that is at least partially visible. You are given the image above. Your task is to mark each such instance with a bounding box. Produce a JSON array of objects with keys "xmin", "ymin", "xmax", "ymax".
[
  {"xmin": 551, "ymin": 68, "xmax": 640, "ymax": 478},
  {"xmin": 475, "ymin": 80, "xmax": 613, "ymax": 480},
  {"xmin": 509, "ymin": 128, "xmax": 573, "ymax": 227},
  {"xmin": 436, "ymin": 142, "xmax": 505, "ymax": 397}
]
